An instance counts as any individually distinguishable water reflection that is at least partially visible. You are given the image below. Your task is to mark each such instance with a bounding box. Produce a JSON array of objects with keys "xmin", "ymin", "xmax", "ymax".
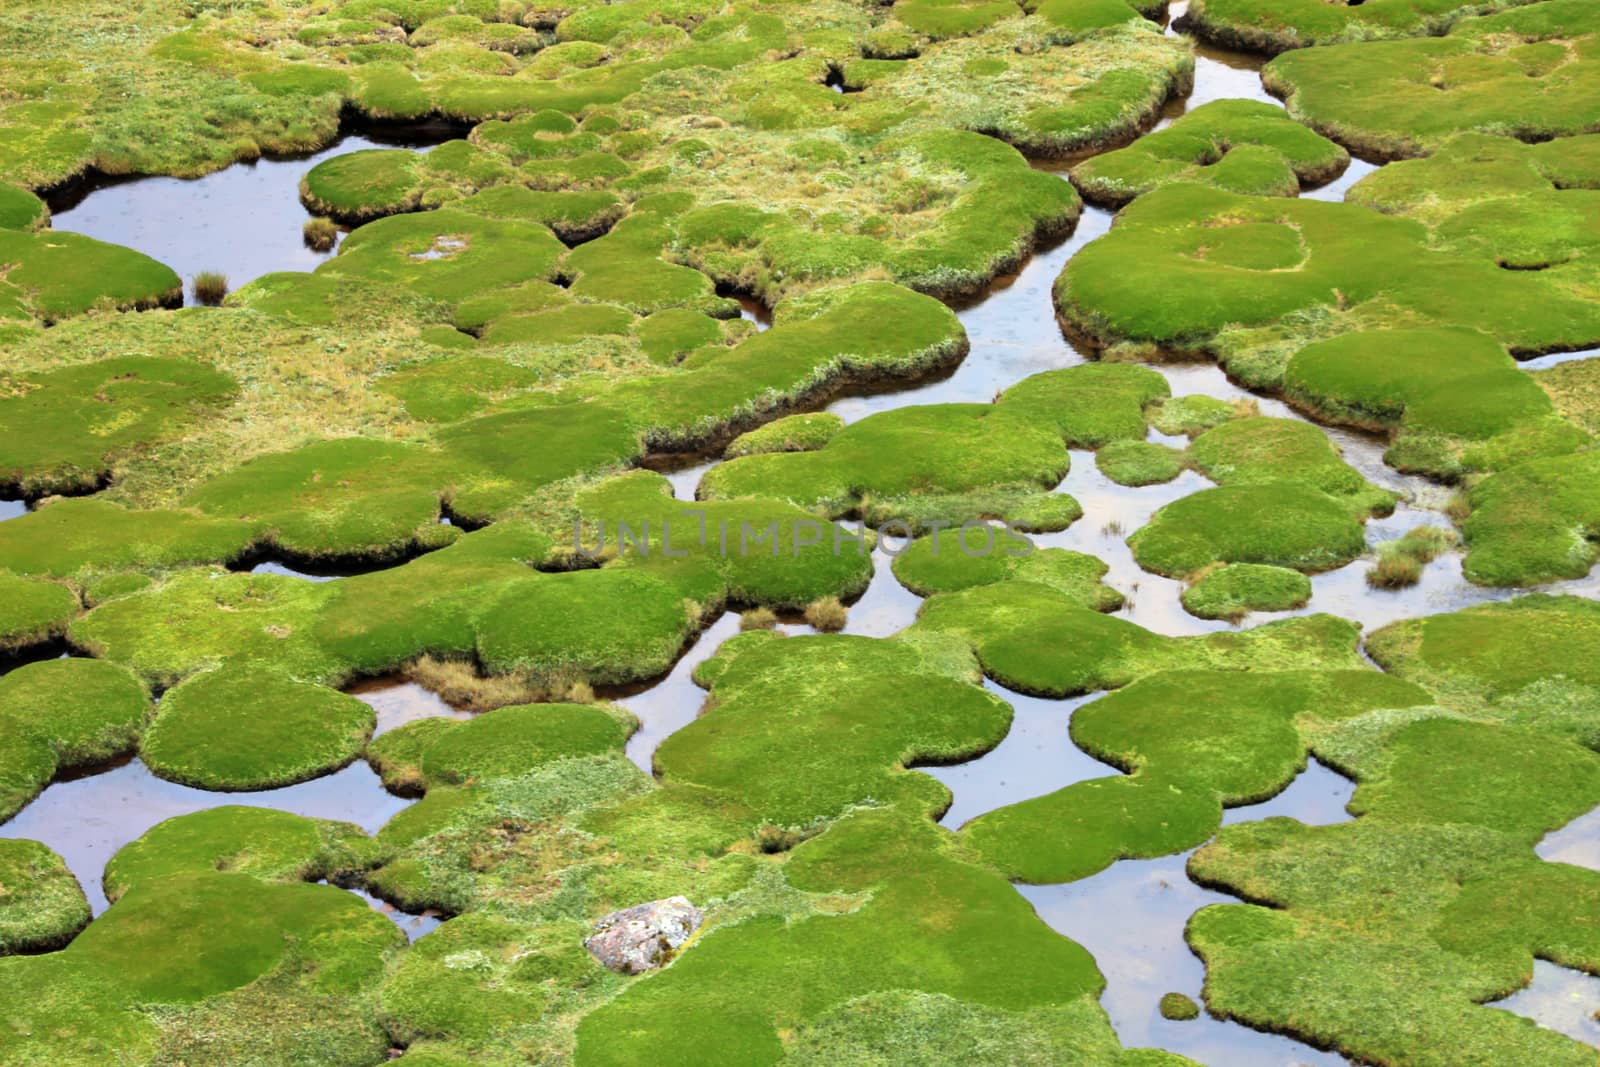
[
  {"xmin": 0, "ymin": 499, "xmax": 25, "ymax": 522},
  {"xmin": 329, "ymin": 880, "xmax": 444, "ymax": 942},
  {"xmin": 613, "ymin": 611, "xmax": 742, "ymax": 772},
  {"xmin": 827, "ymin": 207, "xmax": 1111, "ymax": 421},
  {"xmin": 48, "ymin": 128, "xmax": 453, "ymax": 299},
  {"xmin": 1538, "ymin": 804, "xmax": 1600, "ymax": 871},
  {"xmin": 349, "ymin": 676, "xmax": 474, "ymax": 737},
  {"xmin": 1490, "ymin": 960, "xmax": 1600, "ymax": 1048},
  {"xmin": 0, "ymin": 759, "xmax": 412, "ymax": 914},
  {"xmin": 1019, "ymin": 761, "xmax": 1355, "ymax": 1067},
  {"xmin": 926, "ymin": 685, "xmax": 1115, "ymax": 828}
]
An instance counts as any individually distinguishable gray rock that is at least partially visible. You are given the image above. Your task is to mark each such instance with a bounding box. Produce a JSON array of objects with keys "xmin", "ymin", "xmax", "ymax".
[{"xmin": 584, "ymin": 895, "xmax": 703, "ymax": 974}]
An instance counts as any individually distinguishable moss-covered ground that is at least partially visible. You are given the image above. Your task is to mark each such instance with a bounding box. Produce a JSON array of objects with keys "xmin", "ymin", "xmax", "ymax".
[{"xmin": 4, "ymin": 0, "xmax": 1600, "ymax": 1064}]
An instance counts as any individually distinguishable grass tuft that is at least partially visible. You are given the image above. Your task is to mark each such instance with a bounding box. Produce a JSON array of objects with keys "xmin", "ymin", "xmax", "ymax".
[
  {"xmin": 302, "ymin": 217, "xmax": 338, "ymax": 252},
  {"xmin": 192, "ymin": 270, "xmax": 228, "ymax": 306}
]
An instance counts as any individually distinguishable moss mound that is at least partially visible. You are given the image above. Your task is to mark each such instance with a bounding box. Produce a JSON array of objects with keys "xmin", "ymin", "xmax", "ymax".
[
  {"xmin": 961, "ymin": 668, "xmax": 1431, "ymax": 882},
  {"xmin": 0, "ymin": 657, "xmax": 149, "ymax": 821},
  {"xmin": 0, "ymin": 839, "xmax": 90, "ymax": 955},
  {"xmin": 0, "ymin": 230, "xmax": 180, "ymax": 325},
  {"xmin": 140, "ymin": 667, "xmax": 375, "ymax": 790},
  {"xmin": 657, "ymin": 633, "xmax": 1010, "ymax": 826},
  {"xmin": 0, "ymin": 870, "xmax": 401, "ymax": 1065},
  {"xmin": 0, "ymin": 572, "xmax": 76, "ymax": 651},
  {"xmin": 375, "ymin": 702, "xmax": 636, "ymax": 788},
  {"xmin": 726, "ymin": 412, "xmax": 844, "ymax": 458},
  {"xmin": 1129, "ymin": 484, "xmax": 1367, "ymax": 578},
  {"xmin": 1181, "ymin": 563, "xmax": 1312, "ymax": 621},
  {"xmin": 1262, "ymin": 1, "xmax": 1600, "ymax": 160},
  {"xmin": 892, "ymin": 532, "xmax": 1124, "ymax": 610},
  {"xmin": 1184, "ymin": 0, "xmax": 1546, "ymax": 53},
  {"xmin": 0, "ymin": 356, "xmax": 237, "ymax": 496},
  {"xmin": 1073, "ymin": 99, "xmax": 1347, "ymax": 205},
  {"xmin": 103, "ymin": 806, "xmax": 375, "ymax": 903},
  {"xmin": 1094, "ymin": 440, "xmax": 1184, "ymax": 486}
]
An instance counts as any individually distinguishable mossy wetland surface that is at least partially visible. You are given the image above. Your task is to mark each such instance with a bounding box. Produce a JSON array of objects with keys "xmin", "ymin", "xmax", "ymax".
[{"xmin": 3, "ymin": 0, "xmax": 1600, "ymax": 1064}]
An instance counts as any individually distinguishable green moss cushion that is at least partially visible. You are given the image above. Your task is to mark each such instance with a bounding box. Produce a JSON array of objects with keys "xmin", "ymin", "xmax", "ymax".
[
  {"xmin": 140, "ymin": 667, "xmax": 376, "ymax": 790},
  {"xmin": 0, "ymin": 839, "xmax": 90, "ymax": 954}
]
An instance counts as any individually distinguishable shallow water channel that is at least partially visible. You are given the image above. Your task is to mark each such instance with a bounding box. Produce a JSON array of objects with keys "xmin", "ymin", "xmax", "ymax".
[{"xmin": 5, "ymin": 12, "xmax": 1598, "ymax": 1061}]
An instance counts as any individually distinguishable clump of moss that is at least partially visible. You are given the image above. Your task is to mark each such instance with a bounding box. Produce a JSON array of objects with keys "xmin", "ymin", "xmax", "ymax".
[
  {"xmin": 1072, "ymin": 99, "xmax": 1348, "ymax": 206},
  {"xmin": 803, "ymin": 596, "xmax": 848, "ymax": 632},
  {"xmin": 1367, "ymin": 527, "xmax": 1458, "ymax": 589},
  {"xmin": 191, "ymin": 270, "xmax": 228, "ymax": 306},
  {"xmin": 1181, "ymin": 563, "xmax": 1312, "ymax": 622},
  {"xmin": 1094, "ymin": 439, "xmax": 1184, "ymax": 486},
  {"xmin": 302, "ymin": 216, "xmax": 339, "ymax": 251},
  {"xmin": 1159, "ymin": 992, "xmax": 1200, "ymax": 1021},
  {"xmin": 140, "ymin": 666, "xmax": 376, "ymax": 791},
  {"xmin": 0, "ymin": 839, "xmax": 90, "ymax": 955},
  {"xmin": 726, "ymin": 412, "xmax": 844, "ymax": 458}
]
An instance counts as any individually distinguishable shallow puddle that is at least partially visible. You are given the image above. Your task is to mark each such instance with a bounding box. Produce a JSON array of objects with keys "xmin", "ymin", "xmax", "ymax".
[
  {"xmin": 47, "ymin": 124, "xmax": 457, "ymax": 299},
  {"xmin": 1019, "ymin": 761, "xmax": 1356, "ymax": 1067},
  {"xmin": 329, "ymin": 880, "xmax": 445, "ymax": 943},
  {"xmin": 1537, "ymin": 805, "xmax": 1600, "ymax": 871},
  {"xmin": 0, "ymin": 758, "xmax": 411, "ymax": 915},
  {"xmin": 0, "ymin": 499, "xmax": 25, "ymax": 522},
  {"xmin": 1489, "ymin": 960, "xmax": 1600, "ymax": 1048},
  {"xmin": 827, "ymin": 206, "xmax": 1110, "ymax": 422},
  {"xmin": 348, "ymin": 676, "xmax": 475, "ymax": 737},
  {"xmin": 926, "ymin": 685, "xmax": 1116, "ymax": 829}
]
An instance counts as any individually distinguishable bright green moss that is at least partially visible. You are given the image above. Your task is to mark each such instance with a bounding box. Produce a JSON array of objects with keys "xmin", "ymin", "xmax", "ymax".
[
  {"xmin": 183, "ymin": 438, "xmax": 458, "ymax": 561},
  {"xmin": 0, "ymin": 182, "xmax": 46, "ymax": 230},
  {"xmin": 1181, "ymin": 563, "xmax": 1311, "ymax": 621},
  {"xmin": 140, "ymin": 667, "xmax": 375, "ymax": 790},
  {"xmin": 0, "ymin": 229, "xmax": 180, "ymax": 324},
  {"xmin": 725, "ymin": 412, "xmax": 844, "ymax": 457},
  {"xmin": 103, "ymin": 806, "xmax": 375, "ymax": 903},
  {"xmin": 301, "ymin": 141, "xmax": 516, "ymax": 221},
  {"xmin": 574, "ymin": 807, "xmax": 1116, "ymax": 1066},
  {"xmin": 1072, "ymin": 99, "xmax": 1347, "ymax": 205},
  {"xmin": 0, "ymin": 572, "xmax": 75, "ymax": 650},
  {"xmin": 70, "ymin": 570, "xmax": 343, "ymax": 688},
  {"xmin": 893, "ymin": 534, "xmax": 1123, "ymax": 609},
  {"xmin": 380, "ymin": 912, "xmax": 622, "ymax": 1059},
  {"xmin": 1146, "ymin": 394, "xmax": 1237, "ymax": 437},
  {"xmin": 1459, "ymin": 449, "xmax": 1600, "ymax": 586},
  {"xmin": 481, "ymin": 302, "xmax": 635, "ymax": 345},
  {"xmin": 1095, "ymin": 440, "xmax": 1184, "ymax": 486},
  {"xmin": 962, "ymin": 668, "xmax": 1430, "ymax": 881},
  {"xmin": 0, "ymin": 870, "xmax": 401, "ymax": 1065},
  {"xmin": 318, "ymin": 209, "xmax": 566, "ymax": 307},
  {"xmin": 0, "ymin": 499, "xmax": 261, "ymax": 579},
  {"xmin": 1056, "ymin": 183, "xmax": 1600, "ymax": 374},
  {"xmin": 411, "ymin": 703, "xmax": 636, "ymax": 785},
  {"xmin": 0, "ymin": 356, "xmax": 236, "ymax": 496},
  {"xmin": 1284, "ymin": 327, "xmax": 1578, "ymax": 480},
  {"xmin": 634, "ymin": 308, "xmax": 727, "ymax": 366},
  {"xmin": 0, "ymin": 658, "xmax": 149, "ymax": 818},
  {"xmin": 914, "ymin": 577, "xmax": 1364, "ymax": 696},
  {"xmin": 459, "ymin": 184, "xmax": 625, "ymax": 243},
  {"xmin": 0, "ymin": 839, "xmax": 89, "ymax": 955},
  {"xmin": 1183, "ymin": 0, "xmax": 1546, "ymax": 52},
  {"xmin": 1367, "ymin": 595, "xmax": 1600, "ymax": 706},
  {"xmin": 1262, "ymin": 1, "xmax": 1600, "ymax": 159},
  {"xmin": 1129, "ymin": 484, "xmax": 1368, "ymax": 577},
  {"xmin": 1188, "ymin": 416, "xmax": 1397, "ymax": 517},
  {"xmin": 657, "ymin": 633, "xmax": 1007, "ymax": 826}
]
